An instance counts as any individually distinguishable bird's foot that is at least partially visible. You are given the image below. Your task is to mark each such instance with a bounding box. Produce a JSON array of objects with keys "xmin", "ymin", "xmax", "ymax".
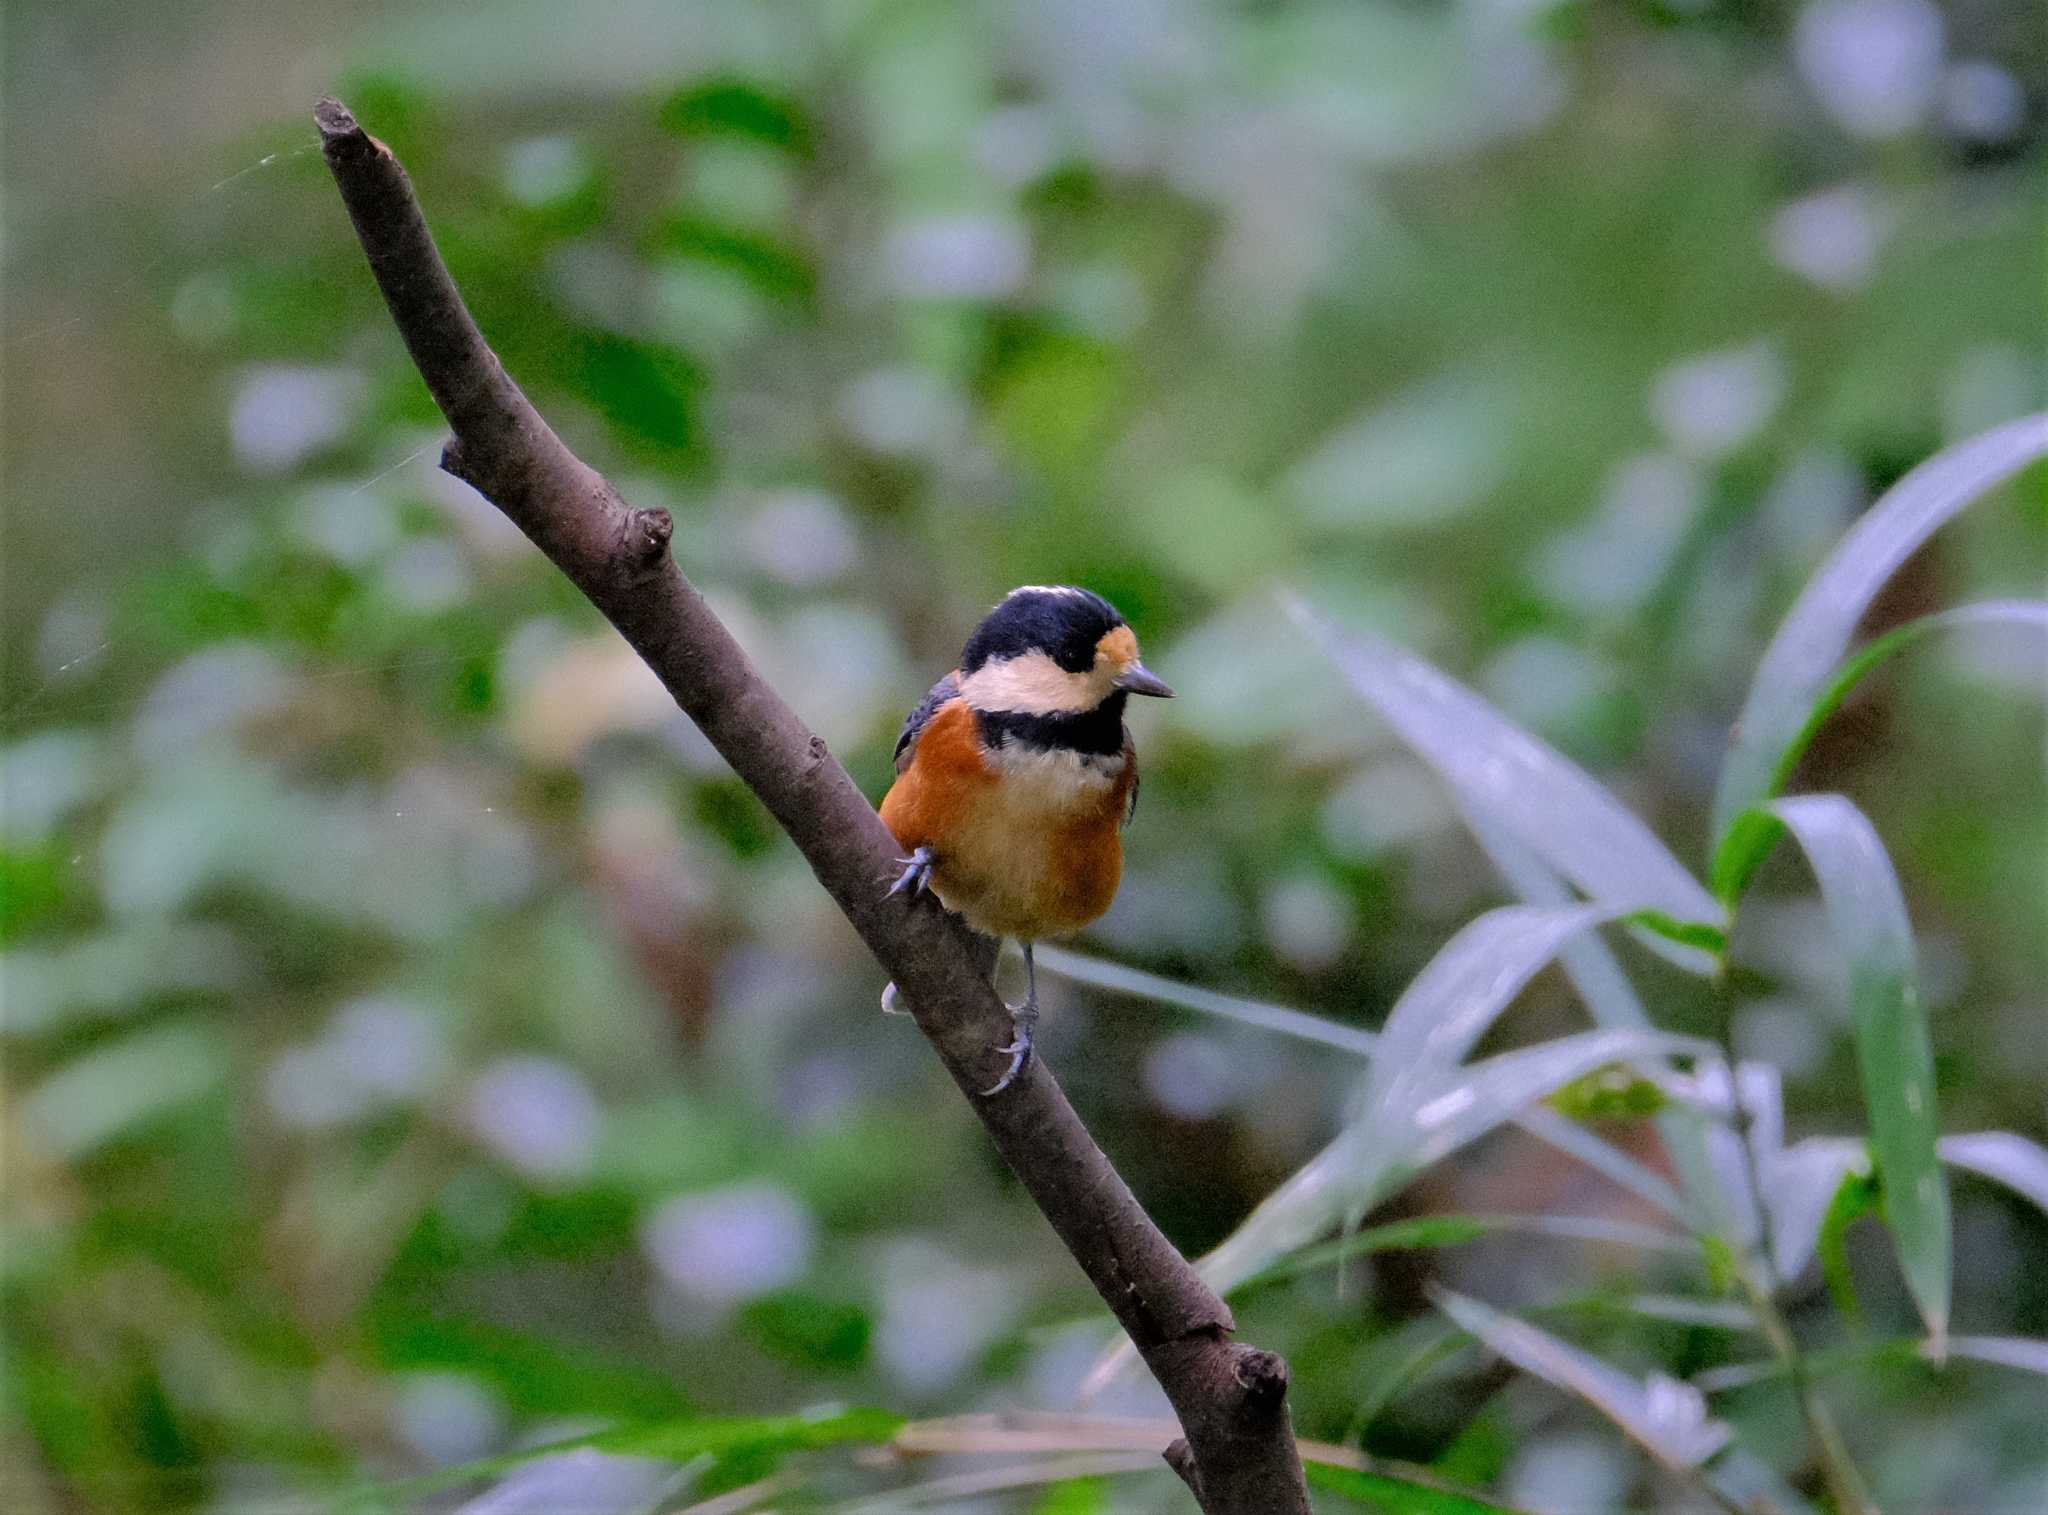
[
  {"xmin": 981, "ymin": 997, "xmax": 1040, "ymax": 1097},
  {"xmin": 886, "ymin": 846, "xmax": 936, "ymax": 900}
]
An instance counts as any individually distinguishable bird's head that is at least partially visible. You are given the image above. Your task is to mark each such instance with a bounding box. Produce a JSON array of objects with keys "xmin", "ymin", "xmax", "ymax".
[{"xmin": 956, "ymin": 586, "xmax": 1173, "ymax": 715}]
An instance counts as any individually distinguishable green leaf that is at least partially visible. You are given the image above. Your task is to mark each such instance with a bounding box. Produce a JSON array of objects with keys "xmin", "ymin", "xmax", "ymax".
[
  {"xmin": 1763, "ymin": 1135, "xmax": 1869, "ymax": 1281},
  {"xmin": 1189, "ymin": 1023, "xmax": 1700, "ymax": 1323},
  {"xmin": 370, "ymin": 1316, "xmax": 688, "ymax": 1421},
  {"xmin": 1770, "ymin": 793, "xmax": 1951, "ymax": 1348},
  {"xmin": 1702, "ymin": 1450, "xmax": 1824, "ymax": 1515},
  {"xmin": 568, "ymin": 329, "xmax": 706, "ymax": 466},
  {"xmin": 1544, "ymin": 1065, "xmax": 1669, "ymax": 1120},
  {"xmin": 1419, "ymin": 1028, "xmax": 1712, "ymax": 1176},
  {"xmin": 1306, "ymin": 1460, "xmax": 1532, "ymax": 1514},
  {"xmin": 20, "ymin": 1020, "xmax": 228, "ymax": 1159},
  {"xmin": 738, "ymin": 1290, "xmax": 872, "ymax": 1372},
  {"xmin": 1818, "ymin": 1166, "xmax": 1883, "ymax": 1331},
  {"xmin": 1187, "ymin": 906, "xmax": 1655, "ymax": 1294},
  {"xmin": 1043, "ymin": 945, "xmax": 1695, "ymax": 1226},
  {"xmin": 1700, "ymin": 1234, "xmax": 1741, "ymax": 1295},
  {"xmin": 587, "ymin": 1407, "xmax": 902, "ymax": 1460},
  {"xmin": 1372, "ymin": 906, "xmax": 1622, "ymax": 1082},
  {"xmin": 1429, "ymin": 1286, "xmax": 1734, "ymax": 1469},
  {"xmin": 1032, "ymin": 1475, "xmax": 1111, "ymax": 1515},
  {"xmin": 1467, "ymin": 815, "xmax": 1737, "ymax": 1239},
  {"xmin": 1709, "ymin": 807, "xmax": 1786, "ymax": 904},
  {"xmin": 1712, "ymin": 413, "xmax": 2048, "ymax": 843},
  {"xmin": 1711, "ymin": 600, "xmax": 2048, "ymax": 901},
  {"xmin": 0, "ymin": 919, "xmax": 249, "ymax": 1036},
  {"xmin": 1945, "ymin": 1336, "xmax": 2048, "ymax": 1377},
  {"xmin": 374, "ymin": 1407, "xmax": 904, "ymax": 1501},
  {"xmin": 651, "ymin": 215, "xmax": 816, "ymax": 304},
  {"xmin": 1084, "ymin": 904, "xmax": 1711, "ymax": 1396},
  {"xmin": 1344, "ymin": 1315, "xmax": 1472, "ymax": 1438},
  {"xmin": 658, "ymin": 77, "xmax": 814, "ymax": 154},
  {"xmin": 1462, "ymin": 815, "xmax": 1653, "ymax": 1031},
  {"xmin": 1620, "ymin": 909, "xmax": 1728, "ymax": 954},
  {"xmin": 1036, "ymin": 945, "xmax": 1379, "ymax": 1054},
  {"xmin": 1513, "ymin": 1105, "xmax": 1691, "ymax": 1221},
  {"xmin": 1246, "ymin": 1211, "xmax": 1694, "ymax": 1290},
  {"xmin": 1288, "ymin": 595, "xmax": 1721, "ymax": 969},
  {"xmin": 0, "ymin": 844, "xmax": 70, "ymax": 943},
  {"xmin": 1940, "ymin": 1131, "xmax": 2048, "ymax": 1216}
]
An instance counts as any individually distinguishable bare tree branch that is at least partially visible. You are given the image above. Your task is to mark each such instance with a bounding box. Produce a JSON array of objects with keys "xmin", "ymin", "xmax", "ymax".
[{"xmin": 314, "ymin": 97, "xmax": 1312, "ymax": 1513}]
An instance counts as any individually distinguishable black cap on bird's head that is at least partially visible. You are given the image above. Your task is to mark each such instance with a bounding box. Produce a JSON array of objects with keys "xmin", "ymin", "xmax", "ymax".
[
  {"xmin": 961, "ymin": 586, "xmax": 1118, "ymax": 674},
  {"xmin": 957, "ymin": 586, "xmax": 1173, "ymax": 715}
]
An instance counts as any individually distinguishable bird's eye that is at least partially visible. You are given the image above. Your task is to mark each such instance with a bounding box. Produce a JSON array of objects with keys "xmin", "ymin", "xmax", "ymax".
[{"xmin": 1054, "ymin": 639, "xmax": 1095, "ymax": 673}]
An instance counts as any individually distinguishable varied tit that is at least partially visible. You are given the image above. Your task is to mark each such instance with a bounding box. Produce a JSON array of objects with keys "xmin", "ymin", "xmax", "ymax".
[{"xmin": 880, "ymin": 585, "xmax": 1173, "ymax": 1095}]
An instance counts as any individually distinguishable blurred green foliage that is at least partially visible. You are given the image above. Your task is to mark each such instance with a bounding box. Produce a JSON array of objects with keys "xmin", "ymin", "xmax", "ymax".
[{"xmin": 3, "ymin": 0, "xmax": 2045, "ymax": 1509}]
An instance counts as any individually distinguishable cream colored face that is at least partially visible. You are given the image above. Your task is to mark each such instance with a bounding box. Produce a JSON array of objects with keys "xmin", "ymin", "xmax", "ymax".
[{"xmin": 959, "ymin": 625, "xmax": 1142, "ymax": 715}]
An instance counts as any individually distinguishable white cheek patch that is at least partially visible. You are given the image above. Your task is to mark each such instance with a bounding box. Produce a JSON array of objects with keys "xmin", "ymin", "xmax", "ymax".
[{"xmin": 959, "ymin": 651, "xmax": 1098, "ymax": 714}]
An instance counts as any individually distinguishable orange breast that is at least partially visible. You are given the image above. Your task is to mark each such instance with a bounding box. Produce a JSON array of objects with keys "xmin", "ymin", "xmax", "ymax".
[
  {"xmin": 880, "ymin": 698, "xmax": 993, "ymax": 854},
  {"xmin": 881, "ymin": 700, "xmax": 1134, "ymax": 940}
]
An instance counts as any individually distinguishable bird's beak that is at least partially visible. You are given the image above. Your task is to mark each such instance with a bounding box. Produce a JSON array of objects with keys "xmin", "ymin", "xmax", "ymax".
[{"xmin": 1114, "ymin": 661, "xmax": 1175, "ymax": 698}]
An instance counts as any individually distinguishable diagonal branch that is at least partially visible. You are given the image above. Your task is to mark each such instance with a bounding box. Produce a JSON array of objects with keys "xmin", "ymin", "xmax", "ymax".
[{"xmin": 314, "ymin": 97, "xmax": 1311, "ymax": 1514}]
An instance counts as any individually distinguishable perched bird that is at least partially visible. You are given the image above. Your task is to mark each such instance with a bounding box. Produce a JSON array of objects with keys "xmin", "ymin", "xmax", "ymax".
[{"xmin": 880, "ymin": 586, "xmax": 1174, "ymax": 1094}]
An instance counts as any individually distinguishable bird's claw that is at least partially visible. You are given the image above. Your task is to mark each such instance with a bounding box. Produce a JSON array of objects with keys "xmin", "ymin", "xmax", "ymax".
[
  {"xmin": 981, "ymin": 1002, "xmax": 1039, "ymax": 1096},
  {"xmin": 880, "ymin": 980, "xmax": 910, "ymax": 1016},
  {"xmin": 887, "ymin": 846, "xmax": 936, "ymax": 901}
]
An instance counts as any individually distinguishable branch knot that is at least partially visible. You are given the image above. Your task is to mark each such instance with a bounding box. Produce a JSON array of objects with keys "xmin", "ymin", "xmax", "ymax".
[
  {"xmin": 1231, "ymin": 1346, "xmax": 1289, "ymax": 1410},
  {"xmin": 620, "ymin": 506, "xmax": 674, "ymax": 576}
]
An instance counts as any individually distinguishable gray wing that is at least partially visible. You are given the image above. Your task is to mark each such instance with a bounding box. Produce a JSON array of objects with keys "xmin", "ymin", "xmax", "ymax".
[
  {"xmin": 1122, "ymin": 724, "xmax": 1139, "ymax": 827},
  {"xmin": 894, "ymin": 672, "xmax": 961, "ymax": 773}
]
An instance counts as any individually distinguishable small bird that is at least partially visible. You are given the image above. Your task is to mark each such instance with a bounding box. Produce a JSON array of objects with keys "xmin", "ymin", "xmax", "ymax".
[{"xmin": 880, "ymin": 586, "xmax": 1174, "ymax": 1094}]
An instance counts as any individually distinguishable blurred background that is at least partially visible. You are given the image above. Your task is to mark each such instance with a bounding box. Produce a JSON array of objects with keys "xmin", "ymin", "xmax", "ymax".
[{"xmin": 3, "ymin": 0, "xmax": 2043, "ymax": 1510}]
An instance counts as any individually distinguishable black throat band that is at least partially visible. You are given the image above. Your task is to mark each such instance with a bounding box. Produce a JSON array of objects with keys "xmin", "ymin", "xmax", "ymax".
[{"xmin": 973, "ymin": 692, "xmax": 1127, "ymax": 757}]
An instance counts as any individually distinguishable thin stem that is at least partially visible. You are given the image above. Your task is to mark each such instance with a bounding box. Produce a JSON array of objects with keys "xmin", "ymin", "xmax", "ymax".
[{"xmin": 1715, "ymin": 960, "xmax": 1879, "ymax": 1515}]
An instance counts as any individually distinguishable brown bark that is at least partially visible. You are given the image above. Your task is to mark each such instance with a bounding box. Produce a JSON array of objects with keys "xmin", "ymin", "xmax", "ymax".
[{"xmin": 314, "ymin": 97, "xmax": 1312, "ymax": 1513}]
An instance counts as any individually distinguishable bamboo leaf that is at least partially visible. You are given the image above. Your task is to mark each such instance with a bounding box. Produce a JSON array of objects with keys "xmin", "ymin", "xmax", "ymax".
[
  {"xmin": 1366, "ymin": 905, "xmax": 1619, "ymax": 1102},
  {"xmin": 1464, "ymin": 812, "xmax": 1653, "ymax": 1033},
  {"xmin": 1770, "ymin": 794, "xmax": 1950, "ymax": 1348},
  {"xmin": 1034, "ymin": 944, "xmax": 1378, "ymax": 1055},
  {"xmin": 1347, "ymin": 1316, "xmax": 1471, "ymax": 1436},
  {"xmin": 1429, "ymin": 1287, "xmax": 1735, "ymax": 1469},
  {"xmin": 367, "ymin": 1408, "xmax": 905, "ymax": 1502},
  {"xmin": 1942, "ymin": 1336, "xmax": 2048, "ymax": 1377},
  {"xmin": 1749, "ymin": 1133, "xmax": 2048, "ymax": 1320},
  {"xmin": 1199, "ymin": 905, "xmax": 1669, "ymax": 1298},
  {"xmin": 1466, "ymin": 814, "xmax": 1739, "ymax": 1240},
  {"xmin": 1043, "ymin": 945, "xmax": 1693, "ymax": 1225},
  {"xmin": 1190, "ymin": 1026, "xmax": 1703, "ymax": 1308},
  {"xmin": 1403, "ymin": 1028, "xmax": 1712, "ymax": 1177},
  {"xmin": 1512, "ymin": 1105, "xmax": 1690, "ymax": 1221},
  {"xmin": 1082, "ymin": 912, "xmax": 1704, "ymax": 1396},
  {"xmin": 1246, "ymin": 1211, "xmax": 1697, "ymax": 1290},
  {"xmin": 885, "ymin": 1412, "xmax": 1530, "ymax": 1512},
  {"xmin": 1818, "ymin": 1164, "xmax": 1882, "ymax": 1331},
  {"xmin": 20, "ymin": 1019, "xmax": 227, "ymax": 1158},
  {"xmin": 1596, "ymin": 1294, "xmax": 1756, "ymax": 1330},
  {"xmin": 1702, "ymin": 1450, "xmax": 1824, "ymax": 1515},
  {"xmin": 1306, "ymin": 1462, "xmax": 1531, "ymax": 1514},
  {"xmin": 1766, "ymin": 1135, "xmax": 1869, "ymax": 1284},
  {"xmin": 1939, "ymin": 1131, "xmax": 2048, "ymax": 1216},
  {"xmin": 1712, "ymin": 412, "xmax": 2048, "ymax": 844},
  {"xmin": 1711, "ymin": 600, "xmax": 2048, "ymax": 901},
  {"xmin": 1287, "ymin": 595, "xmax": 1721, "ymax": 967}
]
